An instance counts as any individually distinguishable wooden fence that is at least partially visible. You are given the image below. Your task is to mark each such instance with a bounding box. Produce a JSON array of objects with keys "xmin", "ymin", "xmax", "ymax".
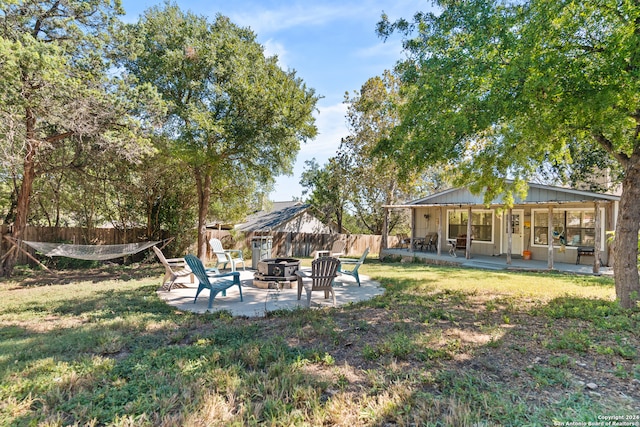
[
  {"xmin": 207, "ymin": 230, "xmax": 402, "ymax": 259},
  {"xmin": 0, "ymin": 225, "xmax": 166, "ymax": 266},
  {"xmin": 2, "ymin": 225, "xmax": 403, "ymax": 267}
]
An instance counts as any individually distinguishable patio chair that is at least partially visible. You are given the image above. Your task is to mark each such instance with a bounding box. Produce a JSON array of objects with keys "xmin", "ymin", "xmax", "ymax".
[
  {"xmin": 209, "ymin": 238, "xmax": 246, "ymax": 272},
  {"xmin": 330, "ymin": 240, "xmax": 346, "ymax": 257},
  {"xmin": 426, "ymin": 233, "xmax": 438, "ymax": 252},
  {"xmin": 184, "ymin": 255, "xmax": 243, "ymax": 309},
  {"xmin": 314, "ymin": 240, "xmax": 346, "ymax": 259},
  {"xmin": 448, "ymin": 235, "xmax": 472, "ymax": 257},
  {"xmin": 396, "ymin": 233, "xmax": 410, "ymax": 249},
  {"xmin": 152, "ymin": 246, "xmax": 193, "ymax": 291},
  {"xmin": 337, "ymin": 247, "xmax": 369, "ymax": 286},
  {"xmin": 296, "ymin": 256, "xmax": 341, "ymax": 307},
  {"xmin": 413, "ymin": 233, "xmax": 433, "ymax": 251}
]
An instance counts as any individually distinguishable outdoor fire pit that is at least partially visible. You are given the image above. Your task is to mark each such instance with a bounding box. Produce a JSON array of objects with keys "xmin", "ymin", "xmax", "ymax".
[{"xmin": 253, "ymin": 258, "xmax": 301, "ymax": 289}]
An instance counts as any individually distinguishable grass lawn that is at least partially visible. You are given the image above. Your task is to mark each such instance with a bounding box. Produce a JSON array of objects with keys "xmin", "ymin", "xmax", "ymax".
[{"xmin": 1, "ymin": 260, "xmax": 638, "ymax": 426}]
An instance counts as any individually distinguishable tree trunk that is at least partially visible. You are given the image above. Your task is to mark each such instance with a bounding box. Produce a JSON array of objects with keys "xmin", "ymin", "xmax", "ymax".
[
  {"xmin": 335, "ymin": 205, "xmax": 343, "ymax": 233},
  {"xmin": 1, "ymin": 110, "xmax": 38, "ymax": 276},
  {"xmin": 195, "ymin": 168, "xmax": 212, "ymax": 260},
  {"xmin": 1, "ymin": 168, "xmax": 36, "ymax": 276},
  {"xmin": 613, "ymin": 158, "xmax": 640, "ymax": 309}
]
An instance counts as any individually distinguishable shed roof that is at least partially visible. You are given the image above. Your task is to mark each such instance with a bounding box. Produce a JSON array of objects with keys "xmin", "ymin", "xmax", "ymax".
[{"xmin": 235, "ymin": 202, "xmax": 310, "ymax": 232}]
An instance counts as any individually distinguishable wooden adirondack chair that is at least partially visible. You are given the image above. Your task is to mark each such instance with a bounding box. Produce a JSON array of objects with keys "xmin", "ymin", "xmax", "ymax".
[
  {"xmin": 296, "ymin": 256, "xmax": 341, "ymax": 307},
  {"xmin": 329, "ymin": 240, "xmax": 346, "ymax": 257},
  {"xmin": 315, "ymin": 240, "xmax": 346, "ymax": 259},
  {"xmin": 184, "ymin": 255, "xmax": 243, "ymax": 309},
  {"xmin": 337, "ymin": 247, "xmax": 369, "ymax": 286},
  {"xmin": 152, "ymin": 246, "xmax": 193, "ymax": 291},
  {"xmin": 209, "ymin": 238, "xmax": 246, "ymax": 272}
]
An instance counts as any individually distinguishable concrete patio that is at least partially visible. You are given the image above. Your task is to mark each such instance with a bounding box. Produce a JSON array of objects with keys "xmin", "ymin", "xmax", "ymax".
[
  {"xmin": 157, "ymin": 269, "xmax": 385, "ymax": 317},
  {"xmin": 382, "ymin": 248, "xmax": 614, "ymax": 276}
]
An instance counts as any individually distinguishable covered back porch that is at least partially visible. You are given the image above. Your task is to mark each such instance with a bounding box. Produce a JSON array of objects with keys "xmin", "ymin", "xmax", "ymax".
[{"xmin": 384, "ymin": 183, "xmax": 620, "ymax": 276}]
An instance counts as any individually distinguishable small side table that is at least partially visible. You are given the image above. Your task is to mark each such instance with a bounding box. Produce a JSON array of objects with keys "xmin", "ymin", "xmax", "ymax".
[{"xmin": 315, "ymin": 250, "xmax": 330, "ymax": 259}]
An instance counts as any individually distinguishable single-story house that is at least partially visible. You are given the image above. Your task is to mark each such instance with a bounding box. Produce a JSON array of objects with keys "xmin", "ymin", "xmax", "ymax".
[{"xmin": 386, "ymin": 183, "xmax": 620, "ymax": 272}]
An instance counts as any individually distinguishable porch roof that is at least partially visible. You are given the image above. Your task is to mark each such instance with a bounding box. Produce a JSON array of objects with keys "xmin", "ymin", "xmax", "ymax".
[{"xmin": 387, "ymin": 183, "xmax": 619, "ymax": 209}]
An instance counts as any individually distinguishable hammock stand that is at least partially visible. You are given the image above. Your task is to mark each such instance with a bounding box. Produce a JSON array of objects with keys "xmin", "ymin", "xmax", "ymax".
[{"xmin": 2, "ymin": 236, "xmax": 166, "ymax": 274}]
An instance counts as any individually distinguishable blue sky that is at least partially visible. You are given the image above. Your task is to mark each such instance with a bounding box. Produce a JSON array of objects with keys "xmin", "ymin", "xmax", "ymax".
[{"xmin": 120, "ymin": 1, "xmax": 432, "ymax": 201}]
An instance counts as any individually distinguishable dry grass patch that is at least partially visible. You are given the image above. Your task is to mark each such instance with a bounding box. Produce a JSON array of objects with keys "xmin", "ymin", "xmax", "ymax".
[{"xmin": 0, "ymin": 261, "xmax": 638, "ymax": 426}]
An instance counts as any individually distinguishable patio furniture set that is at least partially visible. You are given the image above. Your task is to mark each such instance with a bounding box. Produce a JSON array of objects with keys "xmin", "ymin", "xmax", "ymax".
[
  {"xmin": 407, "ymin": 233, "xmax": 473, "ymax": 257},
  {"xmin": 154, "ymin": 238, "xmax": 369, "ymax": 310},
  {"xmin": 412, "ymin": 233, "xmax": 439, "ymax": 252}
]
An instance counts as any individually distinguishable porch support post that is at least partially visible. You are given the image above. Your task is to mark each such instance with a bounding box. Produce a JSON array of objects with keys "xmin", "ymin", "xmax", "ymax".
[
  {"xmin": 594, "ymin": 201, "xmax": 601, "ymax": 274},
  {"xmin": 437, "ymin": 206, "xmax": 443, "ymax": 256},
  {"xmin": 547, "ymin": 206, "xmax": 554, "ymax": 269},
  {"xmin": 507, "ymin": 208, "xmax": 513, "ymax": 265},
  {"xmin": 381, "ymin": 207, "xmax": 388, "ymax": 261},
  {"xmin": 410, "ymin": 208, "xmax": 415, "ymax": 253},
  {"xmin": 466, "ymin": 206, "xmax": 472, "ymax": 259}
]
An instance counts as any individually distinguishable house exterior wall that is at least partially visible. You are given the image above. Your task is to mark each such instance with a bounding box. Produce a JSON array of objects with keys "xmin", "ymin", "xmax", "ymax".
[
  {"xmin": 524, "ymin": 202, "xmax": 616, "ymax": 266},
  {"xmin": 408, "ymin": 201, "xmax": 616, "ymax": 265}
]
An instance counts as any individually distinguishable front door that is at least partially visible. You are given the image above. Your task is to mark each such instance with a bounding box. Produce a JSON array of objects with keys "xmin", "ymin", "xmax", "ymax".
[{"xmin": 503, "ymin": 210, "xmax": 524, "ymax": 256}]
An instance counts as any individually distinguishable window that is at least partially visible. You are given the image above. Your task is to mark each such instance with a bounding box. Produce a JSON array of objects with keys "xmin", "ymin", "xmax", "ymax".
[
  {"xmin": 533, "ymin": 209, "xmax": 601, "ymax": 248},
  {"xmin": 566, "ymin": 210, "xmax": 596, "ymax": 246},
  {"xmin": 533, "ymin": 211, "xmax": 564, "ymax": 245},
  {"xmin": 447, "ymin": 209, "xmax": 493, "ymax": 242},
  {"xmin": 448, "ymin": 210, "xmax": 468, "ymax": 239}
]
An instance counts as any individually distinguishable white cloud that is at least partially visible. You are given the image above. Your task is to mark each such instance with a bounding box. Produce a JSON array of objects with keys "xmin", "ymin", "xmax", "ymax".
[
  {"xmin": 262, "ymin": 39, "xmax": 288, "ymax": 69},
  {"xmin": 355, "ymin": 38, "xmax": 403, "ymax": 59},
  {"xmin": 270, "ymin": 102, "xmax": 349, "ymax": 201},
  {"xmin": 300, "ymin": 102, "xmax": 349, "ymax": 159},
  {"xmin": 229, "ymin": 2, "xmax": 380, "ymax": 35},
  {"xmin": 230, "ymin": 7, "xmax": 324, "ymax": 34}
]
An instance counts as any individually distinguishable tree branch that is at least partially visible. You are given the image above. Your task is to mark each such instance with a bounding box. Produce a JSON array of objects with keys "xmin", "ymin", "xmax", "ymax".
[
  {"xmin": 592, "ymin": 131, "xmax": 630, "ymax": 167},
  {"xmin": 633, "ymin": 110, "xmax": 640, "ymax": 144},
  {"xmin": 45, "ymin": 131, "xmax": 73, "ymax": 144},
  {"xmin": 32, "ymin": 0, "xmax": 61, "ymax": 38}
]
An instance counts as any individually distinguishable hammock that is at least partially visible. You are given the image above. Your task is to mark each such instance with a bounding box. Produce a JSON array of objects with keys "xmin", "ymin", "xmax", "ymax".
[{"xmin": 21, "ymin": 240, "xmax": 161, "ymax": 261}]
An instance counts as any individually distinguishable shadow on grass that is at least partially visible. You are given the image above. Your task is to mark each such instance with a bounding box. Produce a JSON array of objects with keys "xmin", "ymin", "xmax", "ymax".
[
  {"xmin": 0, "ymin": 284, "xmax": 181, "ymax": 368},
  {"xmin": 7, "ymin": 263, "xmax": 165, "ymax": 288},
  {"xmin": 1, "ymin": 263, "xmax": 638, "ymax": 425}
]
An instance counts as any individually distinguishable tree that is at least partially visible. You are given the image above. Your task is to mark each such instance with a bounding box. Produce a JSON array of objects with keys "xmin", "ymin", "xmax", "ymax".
[
  {"xmin": 122, "ymin": 4, "xmax": 318, "ymax": 258},
  {"xmin": 300, "ymin": 157, "xmax": 350, "ymax": 232},
  {"xmin": 378, "ymin": 0, "xmax": 640, "ymax": 308},
  {"xmin": 129, "ymin": 145, "xmax": 197, "ymax": 256},
  {"xmin": 301, "ymin": 72, "xmax": 448, "ymax": 238},
  {"xmin": 0, "ymin": 0, "xmax": 154, "ymax": 275},
  {"xmin": 342, "ymin": 71, "xmax": 430, "ymax": 237}
]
